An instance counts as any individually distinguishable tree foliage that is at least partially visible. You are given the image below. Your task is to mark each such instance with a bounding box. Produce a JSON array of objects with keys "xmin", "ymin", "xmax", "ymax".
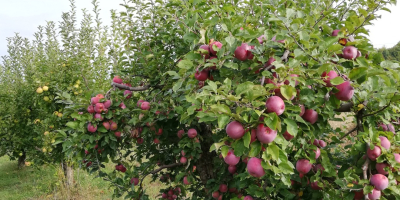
[{"xmin": 378, "ymin": 42, "xmax": 400, "ymax": 62}]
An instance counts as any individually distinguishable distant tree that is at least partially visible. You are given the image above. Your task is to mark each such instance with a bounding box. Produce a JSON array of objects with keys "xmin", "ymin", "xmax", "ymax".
[{"xmin": 377, "ymin": 42, "xmax": 400, "ymax": 62}]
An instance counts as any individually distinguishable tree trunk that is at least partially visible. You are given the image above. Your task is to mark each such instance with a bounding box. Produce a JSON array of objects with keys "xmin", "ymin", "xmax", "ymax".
[
  {"xmin": 196, "ymin": 123, "xmax": 216, "ymax": 186},
  {"xmin": 17, "ymin": 151, "xmax": 26, "ymax": 169},
  {"xmin": 62, "ymin": 161, "xmax": 74, "ymax": 187}
]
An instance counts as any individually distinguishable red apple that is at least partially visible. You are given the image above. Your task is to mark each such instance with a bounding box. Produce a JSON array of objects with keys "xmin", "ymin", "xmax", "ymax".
[
  {"xmin": 137, "ymin": 137, "xmax": 144, "ymax": 144},
  {"xmin": 244, "ymin": 196, "xmax": 254, "ymax": 200},
  {"xmin": 247, "ymin": 157, "xmax": 265, "ymax": 178},
  {"xmin": 313, "ymin": 148, "xmax": 321, "ymax": 159},
  {"xmin": 114, "ymin": 132, "xmax": 121, "ymax": 138},
  {"xmin": 119, "ymin": 102, "xmax": 126, "ymax": 109},
  {"xmin": 283, "ymin": 131, "xmax": 294, "ymax": 141},
  {"xmin": 394, "ymin": 153, "xmax": 400, "ymax": 164},
  {"xmin": 87, "ymin": 105, "xmax": 95, "ymax": 113},
  {"xmin": 299, "ymin": 104, "xmax": 305, "ymax": 116},
  {"xmin": 209, "ymin": 41, "xmax": 222, "ymax": 56},
  {"xmin": 368, "ymin": 189, "xmax": 381, "ymax": 200},
  {"xmin": 250, "ymin": 129, "xmax": 257, "ymax": 143},
  {"xmin": 265, "ymin": 96, "xmax": 285, "ymax": 116},
  {"xmin": 334, "ymin": 81, "xmax": 354, "ymax": 101},
  {"xmin": 187, "ymin": 128, "xmax": 197, "ymax": 138},
  {"xmin": 180, "ymin": 156, "xmax": 187, "ymax": 164},
  {"xmin": 284, "ymin": 74, "xmax": 299, "ymax": 86},
  {"xmin": 246, "ymin": 45, "xmax": 255, "ymax": 60},
  {"xmin": 91, "ymin": 97, "xmax": 100, "ymax": 105},
  {"xmin": 124, "ymin": 90, "xmax": 132, "ymax": 99},
  {"xmin": 177, "ymin": 130, "xmax": 185, "ymax": 138},
  {"xmin": 331, "ymin": 29, "xmax": 340, "ymax": 36},
  {"xmin": 87, "ymin": 123, "xmax": 97, "ymax": 133},
  {"xmin": 342, "ymin": 46, "xmax": 358, "ymax": 60},
  {"xmin": 257, "ymin": 35, "xmax": 266, "ymax": 44},
  {"xmin": 376, "ymin": 163, "xmax": 390, "ymax": 175},
  {"xmin": 183, "ymin": 176, "xmax": 190, "ymax": 185},
  {"xmin": 199, "ymin": 45, "xmax": 210, "ymax": 59},
  {"xmin": 130, "ymin": 177, "xmax": 139, "ymax": 185},
  {"xmin": 212, "ymin": 191, "xmax": 220, "ymax": 199},
  {"xmin": 319, "ymin": 140, "xmax": 327, "ymax": 148},
  {"xmin": 156, "ymin": 128, "xmax": 163, "ymax": 136},
  {"xmin": 296, "ymin": 159, "xmax": 312, "ymax": 177},
  {"xmin": 226, "ymin": 121, "xmax": 245, "ymax": 139},
  {"xmin": 234, "ymin": 43, "xmax": 249, "ymax": 61},
  {"xmin": 219, "ymin": 184, "xmax": 228, "ymax": 193},
  {"xmin": 367, "ymin": 145, "xmax": 382, "ymax": 161},
  {"xmin": 224, "ymin": 149, "xmax": 240, "ymax": 165},
  {"xmin": 310, "ymin": 181, "xmax": 322, "ymax": 190},
  {"xmin": 228, "ymin": 165, "xmax": 237, "ymax": 174},
  {"xmin": 137, "ymin": 99, "xmax": 145, "ymax": 107},
  {"xmin": 113, "ymin": 76, "xmax": 123, "ymax": 84},
  {"xmin": 370, "ymin": 174, "xmax": 389, "ymax": 190},
  {"xmin": 103, "ymin": 100, "xmax": 112, "ymax": 108},
  {"xmin": 194, "ymin": 69, "xmax": 209, "ymax": 81},
  {"xmin": 110, "ymin": 121, "xmax": 118, "ymax": 131},
  {"xmin": 153, "ymin": 138, "xmax": 160, "ymax": 144},
  {"xmin": 256, "ymin": 124, "xmax": 277, "ymax": 144},
  {"xmin": 94, "ymin": 113, "xmax": 103, "ymax": 121},
  {"xmin": 302, "ymin": 109, "xmax": 318, "ymax": 124},
  {"xmin": 379, "ymin": 123, "xmax": 395, "ymax": 134},
  {"xmin": 141, "ymin": 101, "xmax": 150, "ymax": 110},
  {"xmin": 379, "ymin": 136, "xmax": 391, "ymax": 150},
  {"xmin": 94, "ymin": 103, "xmax": 106, "ymax": 113},
  {"xmin": 313, "ymin": 164, "xmax": 325, "ymax": 172},
  {"xmin": 321, "ymin": 71, "xmax": 338, "ymax": 87},
  {"xmin": 102, "ymin": 122, "xmax": 110, "ymax": 130}
]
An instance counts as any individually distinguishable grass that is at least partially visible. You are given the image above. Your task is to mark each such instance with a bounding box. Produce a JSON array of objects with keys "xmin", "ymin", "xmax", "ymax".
[{"xmin": 0, "ymin": 156, "xmax": 165, "ymax": 200}]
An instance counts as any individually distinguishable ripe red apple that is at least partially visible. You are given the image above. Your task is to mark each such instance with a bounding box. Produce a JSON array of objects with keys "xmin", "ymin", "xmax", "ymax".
[
  {"xmin": 228, "ymin": 165, "xmax": 237, "ymax": 174},
  {"xmin": 137, "ymin": 99, "xmax": 145, "ymax": 107},
  {"xmin": 368, "ymin": 189, "xmax": 381, "ymax": 200},
  {"xmin": 302, "ymin": 109, "xmax": 318, "ymax": 124},
  {"xmin": 124, "ymin": 90, "xmax": 132, "ymax": 99},
  {"xmin": 257, "ymin": 35, "xmax": 266, "ymax": 44},
  {"xmin": 141, "ymin": 101, "xmax": 150, "ymax": 110},
  {"xmin": 187, "ymin": 128, "xmax": 197, "ymax": 138},
  {"xmin": 209, "ymin": 41, "xmax": 222, "ymax": 56},
  {"xmin": 110, "ymin": 121, "xmax": 118, "ymax": 131},
  {"xmin": 180, "ymin": 156, "xmax": 187, "ymax": 164},
  {"xmin": 250, "ymin": 129, "xmax": 257, "ymax": 143},
  {"xmin": 283, "ymin": 131, "xmax": 294, "ymax": 141},
  {"xmin": 199, "ymin": 45, "xmax": 210, "ymax": 59},
  {"xmin": 177, "ymin": 130, "xmax": 185, "ymax": 138},
  {"xmin": 234, "ymin": 43, "xmax": 249, "ymax": 61},
  {"xmin": 137, "ymin": 137, "xmax": 143, "ymax": 144},
  {"xmin": 356, "ymin": 50, "xmax": 362, "ymax": 58},
  {"xmin": 296, "ymin": 159, "xmax": 312, "ymax": 177},
  {"xmin": 113, "ymin": 76, "xmax": 123, "ymax": 84},
  {"xmin": 379, "ymin": 123, "xmax": 395, "ymax": 134},
  {"xmin": 367, "ymin": 145, "xmax": 382, "ymax": 161},
  {"xmin": 313, "ymin": 148, "xmax": 321, "ymax": 159},
  {"xmin": 183, "ymin": 176, "xmax": 190, "ymax": 185},
  {"xmin": 114, "ymin": 132, "xmax": 121, "ymax": 138},
  {"xmin": 103, "ymin": 100, "xmax": 112, "ymax": 108},
  {"xmin": 94, "ymin": 113, "xmax": 103, "ymax": 121},
  {"xmin": 376, "ymin": 163, "xmax": 390, "ymax": 175},
  {"xmin": 130, "ymin": 177, "xmax": 139, "ymax": 185},
  {"xmin": 102, "ymin": 122, "xmax": 110, "ymax": 130},
  {"xmin": 353, "ymin": 190, "xmax": 364, "ymax": 200},
  {"xmin": 256, "ymin": 124, "xmax": 277, "ymax": 144},
  {"xmin": 310, "ymin": 181, "xmax": 322, "ymax": 190},
  {"xmin": 247, "ymin": 157, "xmax": 265, "ymax": 178},
  {"xmin": 119, "ymin": 102, "xmax": 126, "ymax": 109},
  {"xmin": 244, "ymin": 196, "xmax": 254, "ymax": 200},
  {"xmin": 299, "ymin": 104, "xmax": 305, "ymax": 116},
  {"xmin": 342, "ymin": 46, "xmax": 358, "ymax": 60},
  {"xmin": 334, "ymin": 81, "xmax": 354, "ymax": 101},
  {"xmin": 321, "ymin": 71, "xmax": 338, "ymax": 87},
  {"xmin": 312, "ymin": 164, "xmax": 325, "ymax": 172},
  {"xmin": 87, "ymin": 123, "xmax": 97, "ymax": 133},
  {"xmin": 319, "ymin": 140, "xmax": 327, "ymax": 148},
  {"xmin": 212, "ymin": 191, "xmax": 220, "ymax": 199},
  {"xmin": 265, "ymin": 96, "xmax": 285, "ymax": 115},
  {"xmin": 331, "ymin": 29, "xmax": 340, "ymax": 36},
  {"xmin": 394, "ymin": 153, "xmax": 400, "ymax": 164},
  {"xmin": 153, "ymin": 138, "xmax": 160, "ymax": 144},
  {"xmin": 370, "ymin": 174, "xmax": 389, "ymax": 190},
  {"xmin": 224, "ymin": 149, "xmax": 240, "ymax": 165},
  {"xmin": 219, "ymin": 184, "xmax": 228, "ymax": 193},
  {"xmin": 284, "ymin": 74, "xmax": 299, "ymax": 86},
  {"xmin": 87, "ymin": 105, "xmax": 95, "ymax": 113},
  {"xmin": 156, "ymin": 128, "xmax": 163, "ymax": 136},
  {"xmin": 94, "ymin": 103, "xmax": 106, "ymax": 113},
  {"xmin": 265, "ymin": 57, "xmax": 276, "ymax": 67},
  {"xmin": 379, "ymin": 136, "xmax": 391, "ymax": 150},
  {"xmin": 194, "ymin": 69, "xmax": 209, "ymax": 81},
  {"xmin": 91, "ymin": 97, "xmax": 100, "ymax": 105},
  {"xmin": 246, "ymin": 45, "xmax": 255, "ymax": 60},
  {"xmin": 226, "ymin": 121, "xmax": 245, "ymax": 139}
]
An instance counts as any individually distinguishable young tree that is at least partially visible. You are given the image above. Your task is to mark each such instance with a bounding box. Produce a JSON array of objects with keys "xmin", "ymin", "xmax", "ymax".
[{"xmin": 65, "ymin": 0, "xmax": 400, "ymax": 200}]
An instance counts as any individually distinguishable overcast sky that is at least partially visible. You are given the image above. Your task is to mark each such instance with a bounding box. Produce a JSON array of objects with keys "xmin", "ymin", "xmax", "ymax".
[{"xmin": 0, "ymin": 1, "xmax": 399, "ymax": 57}]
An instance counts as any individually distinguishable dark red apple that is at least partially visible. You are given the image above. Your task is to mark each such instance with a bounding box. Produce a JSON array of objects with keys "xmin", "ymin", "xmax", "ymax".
[
  {"xmin": 130, "ymin": 177, "xmax": 139, "ymax": 185},
  {"xmin": 299, "ymin": 104, "xmax": 305, "ymax": 116},
  {"xmin": 194, "ymin": 69, "xmax": 209, "ymax": 81},
  {"xmin": 334, "ymin": 81, "xmax": 354, "ymax": 101},
  {"xmin": 234, "ymin": 43, "xmax": 249, "ymax": 61},
  {"xmin": 256, "ymin": 124, "xmax": 277, "ymax": 144},
  {"xmin": 283, "ymin": 131, "xmax": 294, "ymax": 141},
  {"xmin": 331, "ymin": 29, "xmax": 340, "ymax": 36},
  {"xmin": 226, "ymin": 121, "xmax": 245, "ymax": 139},
  {"xmin": 212, "ymin": 191, "xmax": 220, "ymax": 199},
  {"xmin": 310, "ymin": 181, "xmax": 322, "ymax": 190},
  {"xmin": 141, "ymin": 101, "xmax": 150, "ymax": 110},
  {"xmin": 250, "ymin": 129, "xmax": 257, "ymax": 143},
  {"xmin": 246, "ymin": 45, "xmax": 255, "ymax": 60},
  {"xmin": 87, "ymin": 105, "xmax": 95, "ymax": 113},
  {"xmin": 177, "ymin": 130, "xmax": 185, "ymax": 138},
  {"xmin": 342, "ymin": 46, "xmax": 358, "ymax": 60},
  {"xmin": 224, "ymin": 149, "xmax": 240, "ymax": 165},
  {"xmin": 137, "ymin": 99, "xmax": 145, "ymax": 107},
  {"xmin": 321, "ymin": 70, "xmax": 338, "ymax": 87},
  {"xmin": 265, "ymin": 96, "xmax": 285, "ymax": 116},
  {"xmin": 296, "ymin": 159, "xmax": 312, "ymax": 177},
  {"xmin": 228, "ymin": 165, "xmax": 237, "ymax": 174},
  {"xmin": 247, "ymin": 157, "xmax": 265, "ymax": 178},
  {"xmin": 87, "ymin": 123, "xmax": 97, "ymax": 133},
  {"xmin": 199, "ymin": 45, "xmax": 210, "ymax": 59},
  {"xmin": 114, "ymin": 131, "xmax": 121, "ymax": 138},
  {"xmin": 376, "ymin": 163, "xmax": 390, "ymax": 175},
  {"xmin": 183, "ymin": 176, "xmax": 190, "ymax": 185},
  {"xmin": 113, "ymin": 76, "xmax": 123, "ymax": 84},
  {"xmin": 302, "ymin": 109, "xmax": 318, "ymax": 124},
  {"xmin": 219, "ymin": 184, "xmax": 228, "ymax": 193},
  {"xmin": 124, "ymin": 90, "xmax": 132, "ymax": 99}
]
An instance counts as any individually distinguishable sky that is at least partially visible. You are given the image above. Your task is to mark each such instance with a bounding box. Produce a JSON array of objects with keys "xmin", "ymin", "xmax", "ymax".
[{"xmin": 0, "ymin": 1, "xmax": 399, "ymax": 57}]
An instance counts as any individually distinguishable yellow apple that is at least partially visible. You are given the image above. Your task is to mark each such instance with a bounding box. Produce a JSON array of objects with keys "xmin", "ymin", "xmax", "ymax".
[
  {"xmin": 51, "ymin": 139, "xmax": 55, "ymax": 143},
  {"xmin": 36, "ymin": 87, "xmax": 43, "ymax": 94},
  {"xmin": 57, "ymin": 113, "xmax": 63, "ymax": 118},
  {"xmin": 44, "ymin": 131, "xmax": 49, "ymax": 136},
  {"xmin": 73, "ymin": 84, "xmax": 79, "ymax": 88},
  {"xmin": 53, "ymin": 111, "xmax": 58, "ymax": 116},
  {"xmin": 76, "ymin": 80, "xmax": 81, "ymax": 84},
  {"xmin": 42, "ymin": 148, "xmax": 47, "ymax": 153},
  {"xmin": 43, "ymin": 96, "xmax": 50, "ymax": 101},
  {"xmin": 42, "ymin": 86, "xmax": 49, "ymax": 91}
]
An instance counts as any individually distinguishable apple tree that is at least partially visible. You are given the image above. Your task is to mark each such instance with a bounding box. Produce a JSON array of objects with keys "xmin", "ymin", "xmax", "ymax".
[{"xmin": 61, "ymin": 0, "xmax": 400, "ymax": 199}]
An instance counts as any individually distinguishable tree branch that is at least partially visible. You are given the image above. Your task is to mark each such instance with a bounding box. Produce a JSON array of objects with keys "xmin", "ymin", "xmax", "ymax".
[
  {"xmin": 362, "ymin": 144, "xmax": 371, "ymax": 200},
  {"xmin": 340, "ymin": 126, "xmax": 357, "ymax": 140},
  {"xmin": 111, "ymin": 82, "xmax": 151, "ymax": 91},
  {"xmin": 347, "ymin": 1, "xmax": 381, "ymax": 36},
  {"xmin": 334, "ymin": 102, "xmax": 354, "ymax": 112},
  {"xmin": 362, "ymin": 102, "xmax": 390, "ymax": 118}
]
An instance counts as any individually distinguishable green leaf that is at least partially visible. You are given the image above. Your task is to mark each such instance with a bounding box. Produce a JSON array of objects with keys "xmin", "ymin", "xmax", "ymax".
[
  {"xmin": 280, "ymin": 85, "xmax": 296, "ymax": 100},
  {"xmin": 225, "ymin": 36, "xmax": 235, "ymax": 47},
  {"xmin": 217, "ymin": 115, "xmax": 230, "ymax": 129},
  {"xmin": 232, "ymin": 139, "xmax": 245, "ymax": 157},
  {"xmin": 66, "ymin": 122, "xmax": 78, "ymax": 129},
  {"xmin": 349, "ymin": 67, "xmax": 368, "ymax": 81},
  {"xmin": 249, "ymin": 141, "xmax": 261, "ymax": 157},
  {"xmin": 224, "ymin": 62, "xmax": 238, "ymax": 70},
  {"xmin": 267, "ymin": 143, "xmax": 279, "ymax": 161},
  {"xmin": 210, "ymin": 141, "xmax": 225, "ymax": 152},
  {"xmin": 208, "ymin": 81, "xmax": 218, "ymax": 93},
  {"xmin": 243, "ymin": 131, "xmax": 251, "ymax": 148},
  {"xmin": 177, "ymin": 60, "xmax": 193, "ymax": 69},
  {"xmin": 173, "ymin": 80, "xmax": 183, "ymax": 92},
  {"xmin": 330, "ymin": 77, "xmax": 344, "ymax": 85},
  {"xmin": 210, "ymin": 104, "xmax": 231, "ymax": 115},
  {"xmin": 284, "ymin": 118, "xmax": 298, "ymax": 137}
]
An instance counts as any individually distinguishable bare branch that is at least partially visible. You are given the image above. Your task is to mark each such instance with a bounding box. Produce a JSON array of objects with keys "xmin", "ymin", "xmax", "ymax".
[
  {"xmin": 335, "ymin": 102, "xmax": 354, "ymax": 112},
  {"xmin": 362, "ymin": 144, "xmax": 371, "ymax": 200},
  {"xmin": 111, "ymin": 82, "xmax": 150, "ymax": 91},
  {"xmin": 362, "ymin": 102, "xmax": 390, "ymax": 118},
  {"xmin": 340, "ymin": 126, "xmax": 357, "ymax": 140}
]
